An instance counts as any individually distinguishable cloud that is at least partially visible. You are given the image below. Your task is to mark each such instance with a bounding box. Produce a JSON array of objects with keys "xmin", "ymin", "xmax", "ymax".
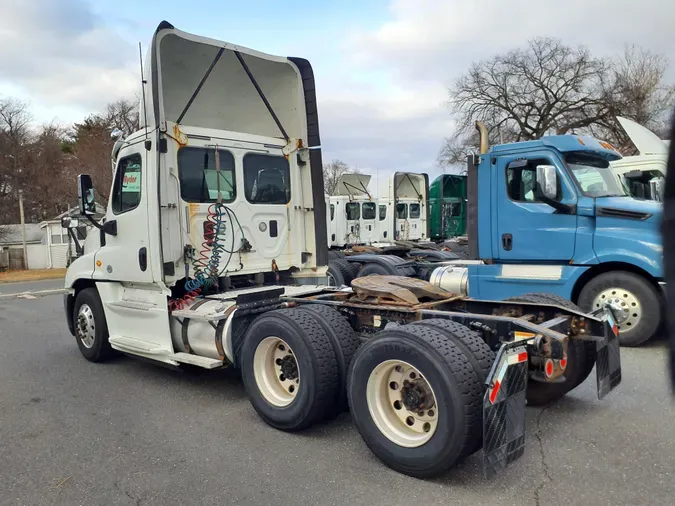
[
  {"xmin": 0, "ymin": 0, "xmax": 138, "ymax": 115},
  {"xmin": 348, "ymin": 0, "xmax": 675, "ymax": 85},
  {"xmin": 329, "ymin": 0, "xmax": 675, "ymax": 176}
]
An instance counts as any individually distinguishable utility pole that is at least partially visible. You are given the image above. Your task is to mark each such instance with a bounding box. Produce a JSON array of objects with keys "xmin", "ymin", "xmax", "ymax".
[{"xmin": 18, "ymin": 189, "xmax": 27, "ymax": 270}]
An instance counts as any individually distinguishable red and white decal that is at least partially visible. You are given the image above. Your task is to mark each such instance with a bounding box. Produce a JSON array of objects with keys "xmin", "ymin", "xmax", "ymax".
[{"xmin": 488, "ymin": 351, "xmax": 528, "ymax": 404}]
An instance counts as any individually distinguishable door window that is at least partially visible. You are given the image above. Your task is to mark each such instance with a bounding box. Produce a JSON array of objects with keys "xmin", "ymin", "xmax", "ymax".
[
  {"xmin": 330, "ymin": 204, "xmax": 335, "ymax": 221},
  {"xmin": 244, "ymin": 154, "xmax": 290, "ymax": 204},
  {"xmin": 409, "ymin": 203, "xmax": 421, "ymax": 219},
  {"xmin": 396, "ymin": 203, "xmax": 408, "ymax": 219},
  {"xmin": 112, "ymin": 154, "xmax": 142, "ymax": 214},
  {"xmin": 362, "ymin": 202, "xmax": 376, "ymax": 220},
  {"xmin": 379, "ymin": 205, "xmax": 387, "ymax": 221},
  {"xmin": 178, "ymin": 147, "xmax": 236, "ymax": 203},
  {"xmin": 346, "ymin": 203, "xmax": 360, "ymax": 220},
  {"xmin": 506, "ymin": 158, "xmax": 561, "ymax": 202}
]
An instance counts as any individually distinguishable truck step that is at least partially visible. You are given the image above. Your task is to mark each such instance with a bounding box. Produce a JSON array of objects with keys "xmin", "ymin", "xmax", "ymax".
[
  {"xmin": 168, "ymin": 352, "xmax": 224, "ymax": 369},
  {"xmin": 109, "ymin": 336, "xmax": 165, "ymax": 355}
]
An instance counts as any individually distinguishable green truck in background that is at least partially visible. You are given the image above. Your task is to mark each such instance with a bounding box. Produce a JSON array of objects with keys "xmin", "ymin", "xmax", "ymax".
[{"xmin": 429, "ymin": 174, "xmax": 467, "ymax": 240}]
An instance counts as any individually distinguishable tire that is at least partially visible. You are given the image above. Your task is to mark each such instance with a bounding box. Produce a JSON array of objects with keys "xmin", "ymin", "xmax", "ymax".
[
  {"xmin": 358, "ymin": 262, "xmax": 391, "ymax": 276},
  {"xmin": 347, "ymin": 325, "xmax": 482, "ymax": 478},
  {"xmin": 328, "ymin": 250, "xmax": 346, "ymax": 260},
  {"xmin": 327, "ymin": 262, "xmax": 346, "ymax": 287},
  {"xmin": 505, "ymin": 293, "xmax": 590, "ymax": 406},
  {"xmin": 348, "ymin": 261, "xmax": 362, "ymax": 279},
  {"xmin": 298, "ymin": 304, "xmax": 362, "ymax": 418},
  {"xmin": 332, "ymin": 259, "xmax": 355, "ymax": 284},
  {"xmin": 577, "ymin": 271, "xmax": 661, "ymax": 347},
  {"xmin": 72, "ymin": 288, "xmax": 114, "ymax": 362},
  {"xmin": 240, "ymin": 309, "xmax": 339, "ymax": 431},
  {"xmin": 410, "ymin": 319, "xmax": 494, "ymax": 456}
]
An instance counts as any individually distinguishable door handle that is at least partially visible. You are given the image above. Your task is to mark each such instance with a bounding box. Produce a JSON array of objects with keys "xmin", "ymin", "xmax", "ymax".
[
  {"xmin": 138, "ymin": 247, "xmax": 147, "ymax": 271},
  {"xmin": 502, "ymin": 233, "xmax": 513, "ymax": 251}
]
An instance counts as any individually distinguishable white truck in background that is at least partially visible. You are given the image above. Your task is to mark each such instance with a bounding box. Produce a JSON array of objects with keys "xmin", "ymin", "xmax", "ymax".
[
  {"xmin": 610, "ymin": 116, "xmax": 668, "ymax": 201},
  {"xmin": 61, "ymin": 20, "xmax": 621, "ymax": 481}
]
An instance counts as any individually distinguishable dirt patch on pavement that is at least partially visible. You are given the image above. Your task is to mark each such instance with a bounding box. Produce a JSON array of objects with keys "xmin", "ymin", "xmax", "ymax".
[{"xmin": 0, "ymin": 269, "xmax": 67, "ymax": 284}]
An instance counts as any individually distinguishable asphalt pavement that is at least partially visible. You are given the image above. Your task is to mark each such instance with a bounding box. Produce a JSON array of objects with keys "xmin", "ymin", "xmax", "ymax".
[{"xmin": 0, "ymin": 289, "xmax": 673, "ymax": 506}]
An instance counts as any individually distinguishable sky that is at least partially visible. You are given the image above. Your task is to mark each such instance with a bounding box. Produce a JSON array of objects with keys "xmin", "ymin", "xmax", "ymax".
[{"xmin": 1, "ymin": 0, "xmax": 674, "ymax": 186}]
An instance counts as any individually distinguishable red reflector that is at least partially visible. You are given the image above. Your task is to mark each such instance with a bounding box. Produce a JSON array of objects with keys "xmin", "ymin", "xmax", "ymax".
[
  {"xmin": 517, "ymin": 352, "xmax": 528, "ymax": 363},
  {"xmin": 559, "ymin": 356, "xmax": 568, "ymax": 370},
  {"xmin": 545, "ymin": 360, "xmax": 554, "ymax": 378},
  {"xmin": 612, "ymin": 324, "xmax": 619, "ymax": 336},
  {"xmin": 489, "ymin": 380, "xmax": 501, "ymax": 404}
]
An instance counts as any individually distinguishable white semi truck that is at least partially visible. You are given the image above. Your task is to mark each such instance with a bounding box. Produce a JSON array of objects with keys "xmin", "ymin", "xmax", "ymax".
[
  {"xmin": 62, "ymin": 21, "xmax": 621, "ymax": 479},
  {"xmin": 611, "ymin": 116, "xmax": 668, "ymax": 201}
]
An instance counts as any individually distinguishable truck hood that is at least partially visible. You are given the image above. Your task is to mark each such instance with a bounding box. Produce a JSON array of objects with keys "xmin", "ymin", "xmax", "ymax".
[
  {"xmin": 617, "ymin": 117, "xmax": 668, "ymax": 156},
  {"xmin": 595, "ymin": 196, "xmax": 662, "ymax": 222},
  {"xmin": 593, "ymin": 196, "xmax": 662, "ymax": 277}
]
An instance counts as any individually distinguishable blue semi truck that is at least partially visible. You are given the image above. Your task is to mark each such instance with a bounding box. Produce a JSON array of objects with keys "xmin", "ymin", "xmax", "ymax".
[{"xmin": 337, "ymin": 122, "xmax": 664, "ymax": 347}]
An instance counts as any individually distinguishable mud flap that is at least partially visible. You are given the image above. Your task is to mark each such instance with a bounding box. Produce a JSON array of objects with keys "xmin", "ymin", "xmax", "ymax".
[
  {"xmin": 596, "ymin": 310, "xmax": 622, "ymax": 399},
  {"xmin": 482, "ymin": 344, "xmax": 528, "ymax": 479}
]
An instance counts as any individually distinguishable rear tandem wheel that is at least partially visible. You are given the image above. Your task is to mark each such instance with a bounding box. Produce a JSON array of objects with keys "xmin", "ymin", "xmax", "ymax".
[{"xmin": 347, "ymin": 324, "xmax": 484, "ymax": 478}]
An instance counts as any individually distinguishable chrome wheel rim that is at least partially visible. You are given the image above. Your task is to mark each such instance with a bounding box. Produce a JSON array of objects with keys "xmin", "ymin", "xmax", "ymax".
[
  {"xmin": 327, "ymin": 270, "xmax": 337, "ymax": 287},
  {"xmin": 76, "ymin": 304, "xmax": 96, "ymax": 348},
  {"xmin": 592, "ymin": 287, "xmax": 642, "ymax": 331},
  {"xmin": 253, "ymin": 337, "xmax": 299, "ymax": 407},
  {"xmin": 366, "ymin": 360, "xmax": 438, "ymax": 448}
]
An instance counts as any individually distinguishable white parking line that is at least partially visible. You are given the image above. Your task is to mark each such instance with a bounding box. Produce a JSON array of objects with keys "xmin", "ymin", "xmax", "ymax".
[{"xmin": 0, "ymin": 288, "xmax": 69, "ymax": 299}]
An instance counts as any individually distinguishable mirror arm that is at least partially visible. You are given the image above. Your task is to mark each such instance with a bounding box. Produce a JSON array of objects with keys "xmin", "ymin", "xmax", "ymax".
[
  {"xmin": 66, "ymin": 229, "xmax": 84, "ymax": 257},
  {"xmin": 84, "ymin": 214, "xmax": 117, "ymax": 236},
  {"xmin": 539, "ymin": 194, "xmax": 575, "ymax": 214}
]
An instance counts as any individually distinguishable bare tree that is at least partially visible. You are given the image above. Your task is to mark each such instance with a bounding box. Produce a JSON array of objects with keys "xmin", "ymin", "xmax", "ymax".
[
  {"xmin": 589, "ymin": 45, "xmax": 675, "ymax": 152},
  {"xmin": 438, "ymin": 38, "xmax": 675, "ymax": 166},
  {"xmin": 323, "ymin": 159, "xmax": 359, "ymax": 195},
  {"xmin": 0, "ymin": 98, "xmax": 32, "ymax": 224}
]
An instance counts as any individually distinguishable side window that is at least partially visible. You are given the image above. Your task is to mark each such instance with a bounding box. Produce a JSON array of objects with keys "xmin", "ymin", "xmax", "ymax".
[
  {"xmin": 244, "ymin": 154, "xmax": 290, "ymax": 204},
  {"xmin": 345, "ymin": 203, "xmax": 360, "ymax": 220},
  {"xmin": 112, "ymin": 153, "xmax": 142, "ymax": 214},
  {"xmin": 330, "ymin": 204, "xmax": 335, "ymax": 221},
  {"xmin": 506, "ymin": 158, "xmax": 560, "ymax": 202},
  {"xmin": 178, "ymin": 147, "xmax": 235, "ymax": 203},
  {"xmin": 362, "ymin": 202, "xmax": 376, "ymax": 220},
  {"xmin": 379, "ymin": 204, "xmax": 387, "ymax": 221},
  {"xmin": 409, "ymin": 203, "xmax": 421, "ymax": 219},
  {"xmin": 396, "ymin": 203, "xmax": 407, "ymax": 219}
]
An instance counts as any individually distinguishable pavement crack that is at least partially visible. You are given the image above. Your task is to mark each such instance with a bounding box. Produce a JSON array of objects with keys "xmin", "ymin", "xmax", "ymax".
[{"xmin": 533, "ymin": 406, "xmax": 554, "ymax": 506}]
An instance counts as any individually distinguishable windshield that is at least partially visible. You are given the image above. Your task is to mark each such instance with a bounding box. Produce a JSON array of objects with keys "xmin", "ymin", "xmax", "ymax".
[{"xmin": 566, "ymin": 154, "xmax": 628, "ymax": 198}]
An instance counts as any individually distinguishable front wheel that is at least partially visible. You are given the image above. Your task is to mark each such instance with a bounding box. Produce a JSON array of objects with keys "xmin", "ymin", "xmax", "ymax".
[
  {"xmin": 577, "ymin": 271, "xmax": 661, "ymax": 347},
  {"xmin": 72, "ymin": 288, "xmax": 114, "ymax": 362}
]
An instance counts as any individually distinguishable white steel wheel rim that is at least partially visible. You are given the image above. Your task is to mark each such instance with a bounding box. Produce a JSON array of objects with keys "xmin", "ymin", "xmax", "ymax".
[
  {"xmin": 76, "ymin": 304, "xmax": 96, "ymax": 349},
  {"xmin": 592, "ymin": 287, "xmax": 642, "ymax": 330},
  {"xmin": 253, "ymin": 337, "xmax": 300, "ymax": 407},
  {"xmin": 366, "ymin": 360, "xmax": 439, "ymax": 448}
]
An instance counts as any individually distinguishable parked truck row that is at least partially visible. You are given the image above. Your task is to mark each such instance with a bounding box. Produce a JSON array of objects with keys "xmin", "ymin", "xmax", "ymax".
[{"xmin": 62, "ymin": 21, "xmax": 622, "ymax": 480}]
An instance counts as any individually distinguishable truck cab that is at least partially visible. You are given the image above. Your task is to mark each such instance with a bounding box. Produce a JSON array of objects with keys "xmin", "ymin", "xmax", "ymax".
[
  {"xmin": 378, "ymin": 172, "xmax": 429, "ymax": 242},
  {"xmin": 460, "ymin": 123, "xmax": 664, "ymax": 346},
  {"xmin": 328, "ymin": 173, "xmax": 377, "ymax": 247},
  {"xmin": 610, "ymin": 116, "xmax": 667, "ymax": 201},
  {"xmin": 429, "ymin": 174, "xmax": 467, "ymax": 240},
  {"xmin": 63, "ymin": 21, "xmax": 328, "ymax": 366}
]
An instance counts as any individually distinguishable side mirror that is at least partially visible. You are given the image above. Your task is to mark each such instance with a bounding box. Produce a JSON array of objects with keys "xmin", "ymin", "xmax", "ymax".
[
  {"xmin": 61, "ymin": 217, "xmax": 80, "ymax": 229},
  {"xmin": 649, "ymin": 177, "xmax": 665, "ymax": 202},
  {"xmin": 78, "ymin": 174, "xmax": 96, "ymax": 216},
  {"xmin": 536, "ymin": 165, "xmax": 558, "ymax": 201}
]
